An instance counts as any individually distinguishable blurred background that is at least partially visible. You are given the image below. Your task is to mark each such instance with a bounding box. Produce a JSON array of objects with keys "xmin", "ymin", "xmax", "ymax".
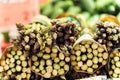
[{"xmin": 0, "ymin": 0, "xmax": 120, "ymax": 53}]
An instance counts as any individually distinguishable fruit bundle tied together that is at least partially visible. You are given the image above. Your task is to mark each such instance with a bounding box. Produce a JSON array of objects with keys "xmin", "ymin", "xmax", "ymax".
[
  {"xmin": 71, "ymin": 34, "xmax": 108, "ymax": 74},
  {"xmin": 0, "ymin": 46, "xmax": 31, "ymax": 80},
  {"xmin": 109, "ymin": 49, "xmax": 120, "ymax": 78},
  {"xmin": 50, "ymin": 18, "xmax": 81, "ymax": 52},
  {"xmin": 31, "ymin": 46, "xmax": 70, "ymax": 78},
  {"xmin": 94, "ymin": 21, "xmax": 120, "ymax": 52},
  {"xmin": 13, "ymin": 22, "xmax": 51, "ymax": 56}
]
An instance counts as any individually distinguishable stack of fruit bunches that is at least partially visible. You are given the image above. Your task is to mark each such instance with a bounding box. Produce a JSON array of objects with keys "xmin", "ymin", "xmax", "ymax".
[
  {"xmin": 13, "ymin": 22, "xmax": 51, "ymax": 56},
  {"xmin": 70, "ymin": 40, "xmax": 108, "ymax": 74},
  {"xmin": 50, "ymin": 19, "xmax": 81, "ymax": 51},
  {"xmin": 109, "ymin": 49, "xmax": 120, "ymax": 78},
  {"xmin": 0, "ymin": 46, "xmax": 31, "ymax": 80},
  {"xmin": 1, "ymin": 17, "xmax": 117, "ymax": 79},
  {"xmin": 94, "ymin": 21, "xmax": 120, "ymax": 52},
  {"xmin": 31, "ymin": 46, "xmax": 70, "ymax": 78},
  {"xmin": 9, "ymin": 18, "xmax": 80, "ymax": 79}
]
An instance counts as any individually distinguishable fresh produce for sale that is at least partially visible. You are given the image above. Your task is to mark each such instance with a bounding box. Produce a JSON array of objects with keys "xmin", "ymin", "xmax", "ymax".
[
  {"xmin": 31, "ymin": 46, "xmax": 70, "ymax": 78},
  {"xmin": 13, "ymin": 22, "xmax": 51, "ymax": 56},
  {"xmin": 109, "ymin": 49, "xmax": 120, "ymax": 78},
  {"xmin": 71, "ymin": 34, "xmax": 108, "ymax": 74},
  {"xmin": 3, "ymin": 14, "xmax": 120, "ymax": 79},
  {"xmin": 94, "ymin": 20, "xmax": 120, "ymax": 52},
  {"xmin": 11, "ymin": 17, "xmax": 80, "ymax": 79},
  {"xmin": 0, "ymin": 46, "xmax": 31, "ymax": 80},
  {"xmin": 50, "ymin": 18, "xmax": 81, "ymax": 52}
]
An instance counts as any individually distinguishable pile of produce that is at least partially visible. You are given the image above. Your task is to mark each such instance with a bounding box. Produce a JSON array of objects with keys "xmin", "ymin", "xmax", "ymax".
[
  {"xmin": 0, "ymin": 46, "xmax": 31, "ymax": 80},
  {"xmin": 0, "ymin": 17, "xmax": 81, "ymax": 80},
  {"xmin": 50, "ymin": 19, "xmax": 81, "ymax": 51},
  {"xmin": 0, "ymin": 15, "xmax": 120, "ymax": 80},
  {"xmin": 13, "ymin": 22, "xmax": 51, "ymax": 56},
  {"xmin": 109, "ymin": 49, "xmax": 120, "ymax": 78},
  {"xmin": 94, "ymin": 21, "xmax": 120, "ymax": 52},
  {"xmin": 31, "ymin": 46, "xmax": 70, "ymax": 78},
  {"xmin": 71, "ymin": 38, "xmax": 108, "ymax": 74}
]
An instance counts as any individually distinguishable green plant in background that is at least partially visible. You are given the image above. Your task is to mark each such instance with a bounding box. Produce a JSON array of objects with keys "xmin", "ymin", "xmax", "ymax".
[
  {"xmin": 40, "ymin": 0, "xmax": 81, "ymax": 18},
  {"xmin": 40, "ymin": 0, "xmax": 120, "ymax": 22}
]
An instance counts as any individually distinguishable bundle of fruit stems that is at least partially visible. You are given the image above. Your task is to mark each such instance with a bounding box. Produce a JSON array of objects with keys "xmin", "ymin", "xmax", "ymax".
[{"xmin": 0, "ymin": 15, "xmax": 120, "ymax": 79}]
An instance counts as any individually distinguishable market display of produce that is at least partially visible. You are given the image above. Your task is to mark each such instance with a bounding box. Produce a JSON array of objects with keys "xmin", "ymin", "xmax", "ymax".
[
  {"xmin": 94, "ymin": 20, "xmax": 120, "ymax": 52},
  {"xmin": 13, "ymin": 22, "xmax": 51, "ymax": 56},
  {"xmin": 50, "ymin": 18, "xmax": 81, "ymax": 52},
  {"xmin": 0, "ymin": 46, "xmax": 31, "ymax": 80},
  {"xmin": 71, "ymin": 35, "xmax": 108, "ymax": 74},
  {"xmin": 0, "ymin": 14, "xmax": 120, "ymax": 80},
  {"xmin": 109, "ymin": 49, "xmax": 120, "ymax": 78},
  {"xmin": 0, "ymin": 17, "xmax": 80, "ymax": 80},
  {"xmin": 31, "ymin": 46, "xmax": 70, "ymax": 78},
  {"xmin": 1, "ymin": 0, "xmax": 120, "ymax": 79}
]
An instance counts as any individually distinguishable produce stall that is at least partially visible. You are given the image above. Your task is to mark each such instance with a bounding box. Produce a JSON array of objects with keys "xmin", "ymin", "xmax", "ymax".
[{"xmin": 1, "ymin": 0, "xmax": 120, "ymax": 80}]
